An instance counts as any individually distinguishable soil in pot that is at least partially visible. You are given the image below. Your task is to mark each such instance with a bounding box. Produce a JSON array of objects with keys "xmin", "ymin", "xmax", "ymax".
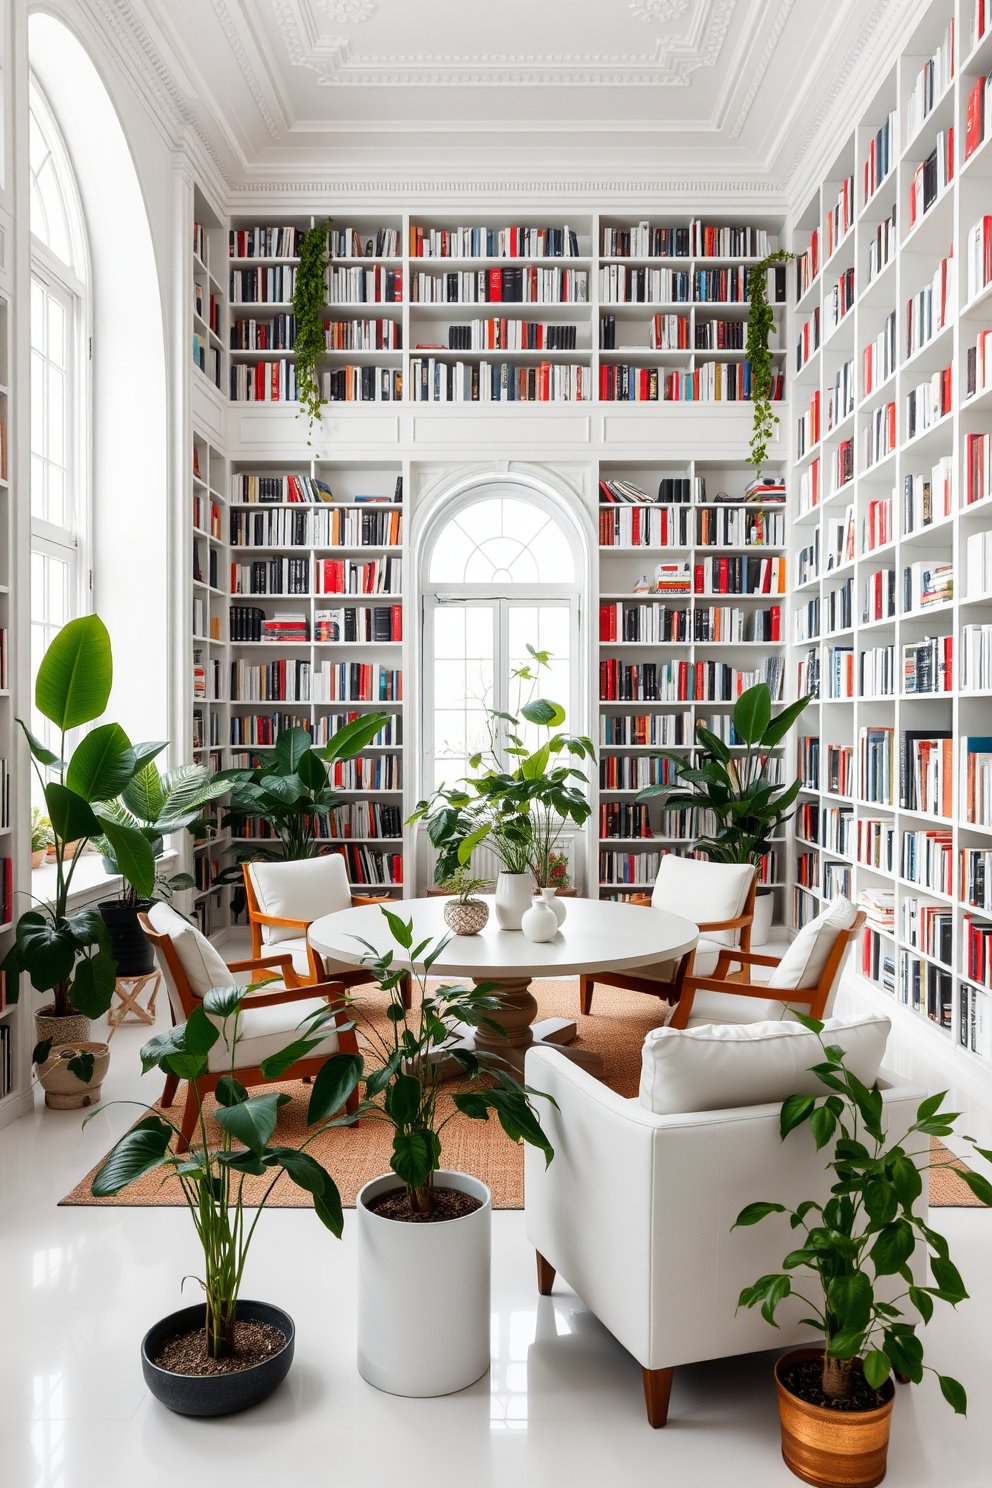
[
  {"xmin": 367, "ymin": 1186, "xmax": 483, "ymax": 1223},
  {"xmin": 779, "ymin": 1356, "xmax": 888, "ymax": 1413},
  {"xmin": 154, "ymin": 1319, "xmax": 287, "ymax": 1376},
  {"xmin": 99, "ymin": 898, "xmax": 155, "ymax": 976}
]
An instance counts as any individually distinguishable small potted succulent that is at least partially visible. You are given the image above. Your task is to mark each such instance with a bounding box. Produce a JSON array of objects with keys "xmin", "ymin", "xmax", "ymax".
[
  {"xmin": 31, "ymin": 808, "xmax": 53, "ymax": 869},
  {"xmin": 735, "ymin": 1014, "xmax": 992, "ymax": 1487},
  {"xmin": 345, "ymin": 908, "xmax": 555, "ymax": 1397},
  {"xmin": 440, "ymin": 865, "xmax": 491, "ymax": 936},
  {"xmin": 88, "ymin": 983, "xmax": 355, "ymax": 1416}
]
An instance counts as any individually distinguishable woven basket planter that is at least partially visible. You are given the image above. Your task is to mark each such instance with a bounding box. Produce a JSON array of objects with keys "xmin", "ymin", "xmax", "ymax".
[{"xmin": 444, "ymin": 899, "xmax": 489, "ymax": 936}]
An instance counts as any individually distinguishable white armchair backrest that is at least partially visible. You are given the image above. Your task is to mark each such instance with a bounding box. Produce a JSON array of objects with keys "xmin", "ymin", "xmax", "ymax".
[
  {"xmin": 650, "ymin": 855, "xmax": 754, "ymax": 948},
  {"xmin": 249, "ymin": 854, "xmax": 352, "ymax": 944},
  {"xmin": 147, "ymin": 900, "xmax": 233, "ymax": 1011}
]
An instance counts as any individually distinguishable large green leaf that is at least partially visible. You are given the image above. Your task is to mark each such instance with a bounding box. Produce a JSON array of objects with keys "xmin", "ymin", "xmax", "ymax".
[
  {"xmin": 319, "ymin": 712, "xmax": 391, "ymax": 763},
  {"xmin": 760, "ymin": 695, "xmax": 812, "ymax": 749},
  {"xmin": 70, "ymin": 952, "xmax": 117, "ymax": 1017},
  {"xmin": 384, "ymin": 1071, "xmax": 421, "ymax": 1123},
  {"xmin": 15, "ymin": 912, "xmax": 77, "ymax": 991},
  {"xmin": 99, "ymin": 820, "xmax": 156, "ymax": 898},
  {"xmin": 264, "ymin": 1147, "xmax": 344, "ymax": 1236},
  {"xmin": 732, "ymin": 684, "xmax": 772, "ymax": 745},
  {"xmin": 35, "ymin": 615, "xmax": 113, "ymax": 730},
  {"xmin": 306, "ymin": 1052, "xmax": 363, "ymax": 1123},
  {"xmin": 274, "ymin": 726, "xmax": 316, "ymax": 775},
  {"xmin": 391, "ymin": 1129, "xmax": 440, "ymax": 1190},
  {"xmin": 16, "ymin": 719, "xmax": 65, "ymax": 770},
  {"xmin": 297, "ymin": 749, "xmax": 327, "ymax": 792},
  {"xmin": 214, "ymin": 1091, "xmax": 290, "ymax": 1154},
  {"xmin": 121, "ymin": 760, "xmax": 165, "ymax": 825},
  {"xmin": 521, "ymin": 698, "xmax": 566, "ymax": 727},
  {"xmin": 870, "ymin": 1219, "xmax": 915, "ymax": 1275},
  {"xmin": 91, "ymin": 1116, "xmax": 173, "ymax": 1197},
  {"xmin": 203, "ymin": 985, "xmax": 247, "ymax": 1019},
  {"xmin": 183, "ymin": 1003, "xmax": 220, "ymax": 1056},
  {"xmin": 65, "ymin": 724, "xmax": 136, "ymax": 803},
  {"xmin": 258, "ymin": 1034, "xmax": 324, "ymax": 1081},
  {"xmin": 44, "ymin": 784, "xmax": 101, "ymax": 845},
  {"xmin": 828, "ymin": 1272, "xmax": 873, "ymax": 1330}
]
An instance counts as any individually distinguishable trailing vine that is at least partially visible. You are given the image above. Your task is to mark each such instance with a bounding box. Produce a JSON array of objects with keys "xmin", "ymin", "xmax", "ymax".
[
  {"xmin": 293, "ymin": 217, "xmax": 332, "ymax": 439},
  {"xmin": 746, "ymin": 248, "xmax": 794, "ymax": 469}
]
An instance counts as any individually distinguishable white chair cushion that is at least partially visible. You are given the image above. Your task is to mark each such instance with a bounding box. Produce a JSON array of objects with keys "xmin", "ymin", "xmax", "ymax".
[
  {"xmin": 639, "ymin": 1013, "xmax": 890, "ymax": 1116},
  {"xmin": 767, "ymin": 894, "xmax": 858, "ymax": 995},
  {"xmin": 249, "ymin": 855, "xmax": 352, "ymax": 945},
  {"xmin": 207, "ymin": 995, "xmax": 340, "ymax": 1072},
  {"xmin": 148, "ymin": 901, "xmax": 234, "ymax": 1004},
  {"xmin": 651, "ymin": 856, "xmax": 754, "ymax": 949},
  {"xmin": 266, "ymin": 934, "xmax": 358, "ymax": 981}
]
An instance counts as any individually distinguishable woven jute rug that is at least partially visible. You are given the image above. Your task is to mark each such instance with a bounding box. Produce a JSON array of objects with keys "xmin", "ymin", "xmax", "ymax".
[{"xmin": 61, "ymin": 979, "xmax": 979, "ymax": 1211}]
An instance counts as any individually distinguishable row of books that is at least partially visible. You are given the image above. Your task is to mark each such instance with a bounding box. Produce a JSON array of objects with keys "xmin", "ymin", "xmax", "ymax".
[
  {"xmin": 967, "ymin": 213, "xmax": 992, "ymax": 304},
  {"xmin": 903, "ymin": 634, "xmax": 953, "ymax": 695},
  {"xmin": 795, "ymin": 232, "xmax": 818, "ymax": 300},
  {"xmin": 314, "ymin": 607, "xmax": 402, "ymax": 643},
  {"xmin": 230, "ymin": 359, "xmax": 297, "ymax": 402},
  {"xmin": 797, "ymin": 391, "xmax": 819, "ymax": 458},
  {"xmin": 862, "ymin": 927, "xmax": 896, "ymax": 993},
  {"xmin": 229, "ymin": 226, "xmax": 305, "ymax": 259},
  {"xmin": 321, "ymin": 367, "xmax": 403, "ymax": 403},
  {"xmin": 831, "ymin": 439, "xmax": 853, "ymax": 493},
  {"xmin": 959, "ymin": 983, "xmax": 991, "ymax": 1059},
  {"xmin": 798, "ymin": 460, "xmax": 820, "ymax": 517},
  {"xmin": 898, "ymin": 953, "xmax": 952, "ymax": 1027},
  {"xmin": 193, "ymin": 543, "xmax": 218, "ymax": 589},
  {"xmin": 599, "ymin": 476, "xmax": 702, "ymax": 505},
  {"xmin": 229, "ymin": 660, "xmax": 402, "ymax": 703},
  {"xmin": 325, "ymin": 318, "xmax": 401, "ymax": 351},
  {"xmin": 827, "ymin": 360, "xmax": 854, "ymax": 434},
  {"xmin": 328, "ymin": 227, "xmax": 401, "ymax": 259},
  {"xmin": 904, "ymin": 560, "xmax": 953, "ymax": 612},
  {"xmin": 599, "ymin": 711, "xmax": 692, "ymax": 746},
  {"xmin": 907, "ymin": 250, "xmax": 953, "ymax": 357},
  {"xmin": 600, "ymin": 604, "xmax": 782, "ymax": 644},
  {"xmin": 328, "ymin": 266, "xmax": 402, "ymax": 304},
  {"xmin": 409, "ymin": 225, "xmax": 582, "ymax": 259},
  {"xmin": 229, "ymin": 712, "xmax": 400, "ymax": 748},
  {"xmin": 795, "ymin": 850, "xmax": 818, "ymax": 890},
  {"xmin": 310, "ymin": 803, "xmax": 404, "ymax": 840},
  {"xmin": 903, "ymin": 828, "xmax": 953, "ymax": 895},
  {"xmin": 599, "ymin": 851, "xmax": 662, "ymax": 887},
  {"xmin": 193, "ymin": 495, "xmax": 222, "ymax": 538},
  {"xmin": 963, "ymin": 848, "xmax": 992, "ymax": 911},
  {"xmin": 908, "ymin": 128, "xmax": 953, "ymax": 228},
  {"xmin": 599, "ymin": 655, "xmax": 784, "ymax": 702},
  {"xmin": 966, "ymin": 431, "xmax": 992, "ymax": 505},
  {"xmin": 904, "ymin": 461, "xmax": 953, "ymax": 533},
  {"xmin": 866, "ymin": 206, "xmax": 897, "ymax": 286},
  {"xmin": 824, "ymin": 863, "xmax": 852, "ymax": 898},
  {"xmin": 599, "ymin": 756, "xmax": 682, "ymax": 791},
  {"xmin": 330, "ymin": 845, "xmax": 402, "ymax": 886},
  {"xmin": 231, "ymin": 558, "xmax": 312, "ymax": 596},
  {"xmin": 905, "ymin": 366, "xmax": 951, "ymax": 440},
  {"xmin": 231, "ymin": 474, "xmax": 393, "ymax": 504},
  {"xmin": 864, "ymin": 402, "xmax": 895, "ymax": 469},
  {"xmin": 230, "ymin": 265, "xmax": 296, "ymax": 304},
  {"xmin": 965, "ymin": 75, "xmax": 992, "ymax": 162},
  {"xmin": 860, "ymin": 644, "xmax": 895, "ymax": 698},
  {"xmin": 410, "ymin": 268, "xmax": 587, "ymax": 304},
  {"xmin": 826, "ymin": 175, "xmax": 855, "ymax": 258},
  {"xmin": 961, "ymin": 623, "xmax": 992, "ymax": 689},
  {"xmin": 796, "ymin": 306, "xmax": 821, "ymax": 370},
  {"xmin": 230, "ymin": 507, "xmax": 402, "ymax": 549},
  {"xmin": 193, "ymin": 336, "xmax": 221, "ymax": 388},
  {"xmin": 693, "ymin": 317, "xmax": 747, "ymax": 350},
  {"xmin": 963, "ymin": 735, "xmax": 992, "ymax": 826},
  {"xmin": 827, "ymin": 574, "xmax": 853, "ymax": 629},
  {"xmin": 600, "ymin": 802, "xmax": 653, "ymax": 839},
  {"xmin": 827, "ymin": 266, "xmax": 855, "ymax": 332},
  {"xmin": 693, "ymin": 556, "xmax": 786, "ymax": 595},
  {"xmin": 901, "ymin": 898, "xmax": 953, "ymax": 965},
  {"xmin": 905, "ymin": 18, "xmax": 954, "ymax": 145},
  {"xmin": 408, "ymin": 358, "xmax": 590, "ymax": 402},
  {"xmin": 965, "ymin": 913, "xmax": 992, "ymax": 991},
  {"xmin": 313, "ymin": 557, "xmax": 402, "ymax": 595},
  {"xmin": 665, "ymin": 363, "xmax": 781, "ymax": 402},
  {"xmin": 445, "ymin": 319, "xmax": 578, "ymax": 351},
  {"xmin": 863, "ymin": 110, "xmax": 896, "ymax": 200},
  {"xmin": 965, "ymin": 327, "xmax": 992, "ymax": 397},
  {"xmin": 193, "ymin": 282, "xmax": 220, "ymax": 333}
]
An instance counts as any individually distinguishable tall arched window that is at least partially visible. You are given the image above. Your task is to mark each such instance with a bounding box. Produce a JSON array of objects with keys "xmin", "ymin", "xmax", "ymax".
[
  {"xmin": 29, "ymin": 79, "xmax": 89, "ymax": 757},
  {"xmin": 423, "ymin": 487, "xmax": 582, "ymax": 792}
]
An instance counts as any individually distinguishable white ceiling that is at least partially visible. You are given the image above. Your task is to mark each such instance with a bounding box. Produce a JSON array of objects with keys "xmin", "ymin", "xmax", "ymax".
[{"xmin": 118, "ymin": 0, "xmax": 923, "ymax": 202}]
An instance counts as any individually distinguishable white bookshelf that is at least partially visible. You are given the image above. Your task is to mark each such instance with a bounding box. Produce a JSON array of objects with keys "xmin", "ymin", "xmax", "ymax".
[{"xmin": 786, "ymin": 0, "xmax": 992, "ymax": 1083}]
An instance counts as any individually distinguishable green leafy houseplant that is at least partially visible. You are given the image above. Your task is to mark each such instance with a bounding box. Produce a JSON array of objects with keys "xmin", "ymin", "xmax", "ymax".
[
  {"xmin": 341, "ymin": 908, "xmax": 555, "ymax": 1216},
  {"xmin": 412, "ymin": 647, "xmax": 595, "ymax": 885},
  {"xmin": 638, "ymin": 683, "xmax": 810, "ymax": 869},
  {"xmin": 735, "ymin": 1014, "xmax": 992, "ymax": 1409},
  {"xmin": 88, "ymin": 983, "xmax": 355, "ymax": 1358},
  {"xmin": 746, "ymin": 248, "xmax": 795, "ymax": 468},
  {"xmin": 95, "ymin": 761, "xmax": 229, "ymax": 907},
  {"xmin": 293, "ymin": 217, "xmax": 332, "ymax": 437},
  {"xmin": 31, "ymin": 807, "xmax": 53, "ymax": 859},
  {"xmin": 3, "ymin": 616, "xmax": 166, "ymax": 1022},
  {"xmin": 216, "ymin": 714, "xmax": 391, "ymax": 869},
  {"xmin": 440, "ymin": 866, "xmax": 491, "ymax": 905}
]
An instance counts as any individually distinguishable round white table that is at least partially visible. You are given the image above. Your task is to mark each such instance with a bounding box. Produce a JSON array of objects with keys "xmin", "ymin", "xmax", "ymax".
[{"xmin": 308, "ymin": 895, "xmax": 698, "ymax": 1078}]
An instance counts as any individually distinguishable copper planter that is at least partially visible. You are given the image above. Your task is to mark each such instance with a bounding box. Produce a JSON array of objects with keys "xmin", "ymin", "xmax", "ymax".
[{"xmin": 775, "ymin": 1348, "xmax": 895, "ymax": 1488}]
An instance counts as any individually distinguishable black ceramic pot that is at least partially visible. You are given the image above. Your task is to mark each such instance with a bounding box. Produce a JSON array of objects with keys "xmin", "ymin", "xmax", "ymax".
[
  {"xmin": 98, "ymin": 899, "xmax": 155, "ymax": 976},
  {"xmin": 140, "ymin": 1300, "xmax": 295, "ymax": 1416}
]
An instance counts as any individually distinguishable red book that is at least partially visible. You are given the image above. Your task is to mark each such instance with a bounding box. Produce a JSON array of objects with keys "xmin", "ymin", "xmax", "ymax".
[
  {"xmin": 771, "ymin": 607, "xmax": 781, "ymax": 642},
  {"xmin": 488, "ymin": 269, "xmax": 502, "ymax": 303},
  {"xmin": 694, "ymin": 564, "xmax": 703, "ymax": 593},
  {"xmin": 391, "ymin": 604, "xmax": 402, "ymax": 641}
]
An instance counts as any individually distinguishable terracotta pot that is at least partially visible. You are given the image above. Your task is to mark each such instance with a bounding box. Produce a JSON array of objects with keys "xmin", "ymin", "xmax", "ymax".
[
  {"xmin": 35, "ymin": 1008, "xmax": 92, "ymax": 1048},
  {"xmin": 36, "ymin": 1042, "xmax": 110, "ymax": 1109},
  {"xmin": 775, "ymin": 1348, "xmax": 895, "ymax": 1488},
  {"xmin": 443, "ymin": 899, "xmax": 489, "ymax": 935},
  {"xmin": 46, "ymin": 840, "xmax": 83, "ymax": 862},
  {"xmin": 31, "ymin": 849, "xmax": 45, "ymax": 869}
]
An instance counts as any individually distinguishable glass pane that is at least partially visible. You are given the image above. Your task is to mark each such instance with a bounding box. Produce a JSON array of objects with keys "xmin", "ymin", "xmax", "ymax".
[
  {"xmin": 46, "ymin": 555, "xmax": 69, "ymax": 627},
  {"xmin": 31, "ymin": 551, "xmax": 45, "ymax": 622},
  {"xmin": 46, "ymin": 363, "xmax": 64, "ymax": 461},
  {"xmin": 47, "ymin": 465, "xmax": 65, "ymax": 529},
  {"xmin": 432, "ymin": 605, "xmax": 465, "ymax": 660},
  {"xmin": 429, "ymin": 496, "xmax": 574, "ymax": 583},
  {"xmin": 47, "ymin": 297, "xmax": 65, "ymax": 368}
]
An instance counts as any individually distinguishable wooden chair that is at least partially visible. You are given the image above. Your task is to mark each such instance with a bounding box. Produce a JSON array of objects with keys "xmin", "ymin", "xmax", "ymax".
[
  {"xmin": 242, "ymin": 858, "xmax": 411, "ymax": 1006},
  {"xmin": 580, "ymin": 859, "xmax": 757, "ymax": 1014},
  {"xmin": 140, "ymin": 906, "xmax": 360, "ymax": 1150},
  {"xmin": 669, "ymin": 910, "xmax": 867, "ymax": 1029}
]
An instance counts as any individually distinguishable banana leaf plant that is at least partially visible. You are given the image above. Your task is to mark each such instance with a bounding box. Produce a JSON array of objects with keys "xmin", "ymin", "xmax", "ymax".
[
  {"xmin": 213, "ymin": 714, "xmax": 391, "ymax": 875},
  {"xmin": 638, "ymin": 682, "xmax": 811, "ymax": 867},
  {"xmin": 94, "ymin": 762, "xmax": 229, "ymax": 907},
  {"xmin": 2, "ymin": 616, "xmax": 166, "ymax": 1020},
  {"xmin": 87, "ymin": 983, "xmax": 356, "ymax": 1358}
]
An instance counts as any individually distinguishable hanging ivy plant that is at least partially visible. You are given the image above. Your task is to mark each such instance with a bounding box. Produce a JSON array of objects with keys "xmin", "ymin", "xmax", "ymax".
[
  {"xmin": 746, "ymin": 248, "xmax": 794, "ymax": 470},
  {"xmin": 293, "ymin": 217, "xmax": 332, "ymax": 440}
]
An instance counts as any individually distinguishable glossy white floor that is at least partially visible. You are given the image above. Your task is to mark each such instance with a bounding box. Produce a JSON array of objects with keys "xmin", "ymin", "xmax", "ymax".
[{"xmin": 2, "ymin": 991, "xmax": 991, "ymax": 1488}]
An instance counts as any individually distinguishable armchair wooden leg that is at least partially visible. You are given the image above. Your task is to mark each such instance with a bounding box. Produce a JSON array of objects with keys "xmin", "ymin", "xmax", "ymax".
[
  {"xmin": 161, "ymin": 1072, "xmax": 179, "ymax": 1108},
  {"xmin": 536, "ymin": 1251, "xmax": 556, "ymax": 1296},
  {"xmin": 177, "ymin": 1083, "xmax": 200, "ymax": 1153},
  {"xmin": 580, "ymin": 975, "xmax": 594, "ymax": 1015},
  {"xmin": 345, "ymin": 1085, "xmax": 360, "ymax": 1127},
  {"xmin": 642, "ymin": 1366, "xmax": 674, "ymax": 1428}
]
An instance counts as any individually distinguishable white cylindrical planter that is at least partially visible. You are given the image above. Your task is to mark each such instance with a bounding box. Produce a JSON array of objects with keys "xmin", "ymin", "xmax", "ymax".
[
  {"xmin": 751, "ymin": 887, "xmax": 775, "ymax": 946},
  {"xmin": 494, "ymin": 871, "xmax": 534, "ymax": 930},
  {"xmin": 357, "ymin": 1170, "xmax": 492, "ymax": 1396}
]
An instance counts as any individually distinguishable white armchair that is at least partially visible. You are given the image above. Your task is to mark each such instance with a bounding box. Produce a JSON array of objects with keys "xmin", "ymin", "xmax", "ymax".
[{"xmin": 523, "ymin": 1041, "xmax": 926, "ymax": 1427}]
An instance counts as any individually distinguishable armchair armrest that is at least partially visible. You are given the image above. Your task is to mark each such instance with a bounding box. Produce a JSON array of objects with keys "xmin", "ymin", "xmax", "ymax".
[
  {"xmin": 248, "ymin": 910, "xmax": 313, "ymax": 930},
  {"xmin": 711, "ymin": 946, "xmax": 782, "ymax": 975},
  {"xmin": 695, "ymin": 911, "xmax": 754, "ymax": 933},
  {"xmin": 351, "ymin": 893, "xmax": 392, "ymax": 906},
  {"xmin": 243, "ymin": 978, "xmax": 348, "ymax": 1009},
  {"xmin": 226, "ymin": 952, "xmax": 302, "ymax": 989}
]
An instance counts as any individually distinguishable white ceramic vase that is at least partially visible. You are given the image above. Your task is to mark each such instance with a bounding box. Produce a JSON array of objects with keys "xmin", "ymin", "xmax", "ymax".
[
  {"xmin": 494, "ymin": 871, "xmax": 534, "ymax": 930},
  {"xmin": 543, "ymin": 886, "xmax": 567, "ymax": 927},
  {"xmin": 356, "ymin": 1170, "xmax": 492, "ymax": 1397},
  {"xmin": 521, "ymin": 892, "xmax": 559, "ymax": 943}
]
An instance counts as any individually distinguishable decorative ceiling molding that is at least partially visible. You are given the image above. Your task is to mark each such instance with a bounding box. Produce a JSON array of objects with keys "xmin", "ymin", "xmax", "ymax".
[
  {"xmin": 730, "ymin": 0, "xmax": 795, "ymax": 138},
  {"xmin": 227, "ymin": 175, "xmax": 786, "ymax": 197},
  {"xmin": 208, "ymin": 0, "xmax": 281, "ymax": 139},
  {"xmin": 271, "ymin": 0, "xmax": 735, "ymax": 86},
  {"xmin": 630, "ymin": 1, "xmax": 691, "ymax": 21},
  {"xmin": 318, "ymin": 0, "xmax": 376, "ymax": 20}
]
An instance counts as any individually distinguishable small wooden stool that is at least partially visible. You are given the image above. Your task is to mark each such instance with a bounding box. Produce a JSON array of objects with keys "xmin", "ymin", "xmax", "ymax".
[{"xmin": 107, "ymin": 971, "xmax": 161, "ymax": 1038}]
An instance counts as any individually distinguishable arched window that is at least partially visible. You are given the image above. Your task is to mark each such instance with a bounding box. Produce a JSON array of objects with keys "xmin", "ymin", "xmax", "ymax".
[
  {"xmin": 423, "ymin": 486, "xmax": 582, "ymax": 793},
  {"xmin": 29, "ymin": 79, "xmax": 89, "ymax": 760}
]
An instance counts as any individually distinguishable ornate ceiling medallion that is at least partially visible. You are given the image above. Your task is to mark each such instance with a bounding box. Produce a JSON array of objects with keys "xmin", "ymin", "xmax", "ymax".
[
  {"xmin": 318, "ymin": 0, "xmax": 376, "ymax": 21},
  {"xmin": 630, "ymin": 0, "xmax": 691, "ymax": 21}
]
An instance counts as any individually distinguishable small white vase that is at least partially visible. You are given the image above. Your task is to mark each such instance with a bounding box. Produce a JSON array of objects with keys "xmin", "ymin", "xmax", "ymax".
[
  {"xmin": 521, "ymin": 893, "xmax": 559, "ymax": 944},
  {"xmin": 494, "ymin": 871, "xmax": 534, "ymax": 930},
  {"xmin": 357, "ymin": 1170, "xmax": 492, "ymax": 1396},
  {"xmin": 542, "ymin": 886, "xmax": 567, "ymax": 927}
]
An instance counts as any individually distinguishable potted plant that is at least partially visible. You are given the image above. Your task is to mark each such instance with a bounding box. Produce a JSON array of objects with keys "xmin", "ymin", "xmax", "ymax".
[
  {"xmin": 735, "ymin": 1015, "xmax": 992, "ymax": 1486},
  {"xmin": 32, "ymin": 1036, "xmax": 109, "ymax": 1109},
  {"xmin": 31, "ymin": 808, "xmax": 53, "ymax": 869},
  {"xmin": 342, "ymin": 907, "xmax": 555, "ymax": 1396},
  {"xmin": 638, "ymin": 682, "xmax": 811, "ymax": 944},
  {"xmin": 533, "ymin": 847, "xmax": 572, "ymax": 927},
  {"xmin": 293, "ymin": 216, "xmax": 332, "ymax": 440},
  {"xmin": 87, "ymin": 982, "xmax": 355, "ymax": 1416},
  {"xmin": 412, "ymin": 646, "xmax": 594, "ymax": 930},
  {"xmin": 94, "ymin": 761, "xmax": 228, "ymax": 976},
  {"xmin": 3, "ymin": 616, "xmax": 165, "ymax": 1047},
  {"xmin": 439, "ymin": 864, "xmax": 491, "ymax": 936},
  {"xmin": 746, "ymin": 247, "xmax": 795, "ymax": 470}
]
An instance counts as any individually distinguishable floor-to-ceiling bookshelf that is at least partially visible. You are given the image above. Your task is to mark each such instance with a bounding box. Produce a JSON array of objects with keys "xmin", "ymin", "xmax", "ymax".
[{"xmin": 787, "ymin": 0, "xmax": 992, "ymax": 1081}]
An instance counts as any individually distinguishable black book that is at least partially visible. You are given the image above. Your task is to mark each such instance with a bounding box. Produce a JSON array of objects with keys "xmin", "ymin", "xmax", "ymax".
[
  {"xmin": 923, "ymin": 148, "xmax": 938, "ymax": 212},
  {"xmin": 344, "ymin": 608, "xmax": 358, "ymax": 642},
  {"xmin": 373, "ymin": 607, "xmax": 392, "ymax": 643},
  {"xmin": 601, "ymin": 315, "xmax": 616, "ymax": 350}
]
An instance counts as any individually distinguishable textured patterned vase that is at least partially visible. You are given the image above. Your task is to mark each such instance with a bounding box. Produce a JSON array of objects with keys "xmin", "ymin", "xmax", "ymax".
[
  {"xmin": 443, "ymin": 899, "xmax": 489, "ymax": 936},
  {"xmin": 494, "ymin": 872, "xmax": 533, "ymax": 930}
]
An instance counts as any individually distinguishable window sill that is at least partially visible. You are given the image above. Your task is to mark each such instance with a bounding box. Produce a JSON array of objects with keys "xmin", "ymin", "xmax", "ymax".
[{"xmin": 30, "ymin": 850, "xmax": 178, "ymax": 910}]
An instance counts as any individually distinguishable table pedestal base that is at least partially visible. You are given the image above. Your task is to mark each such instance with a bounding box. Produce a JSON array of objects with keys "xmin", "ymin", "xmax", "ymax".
[{"xmin": 435, "ymin": 977, "xmax": 603, "ymax": 1081}]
